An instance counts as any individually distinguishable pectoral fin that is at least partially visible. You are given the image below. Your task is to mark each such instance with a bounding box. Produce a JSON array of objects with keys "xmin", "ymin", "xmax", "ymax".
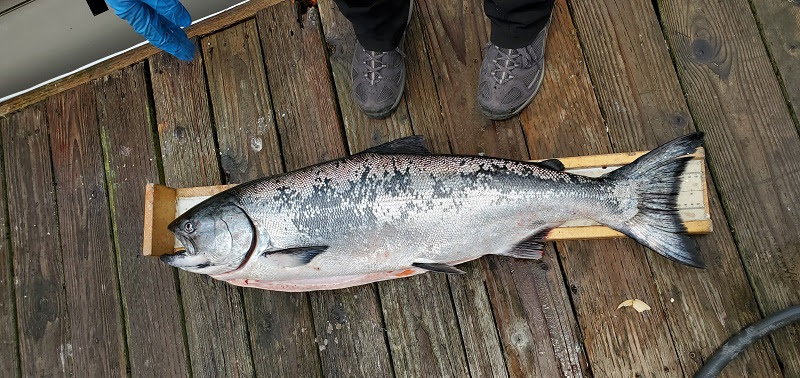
[
  {"xmin": 262, "ymin": 246, "xmax": 329, "ymax": 268},
  {"xmin": 411, "ymin": 262, "xmax": 465, "ymax": 274}
]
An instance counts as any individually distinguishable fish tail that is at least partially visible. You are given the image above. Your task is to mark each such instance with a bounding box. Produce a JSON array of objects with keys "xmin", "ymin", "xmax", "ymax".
[{"xmin": 603, "ymin": 132, "xmax": 705, "ymax": 268}]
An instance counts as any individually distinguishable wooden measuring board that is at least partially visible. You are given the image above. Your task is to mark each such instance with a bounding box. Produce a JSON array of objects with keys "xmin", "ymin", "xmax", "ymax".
[{"xmin": 143, "ymin": 148, "xmax": 711, "ymax": 256}]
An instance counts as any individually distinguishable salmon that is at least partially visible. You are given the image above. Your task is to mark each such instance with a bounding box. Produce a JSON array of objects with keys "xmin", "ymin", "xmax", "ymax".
[{"xmin": 161, "ymin": 133, "xmax": 705, "ymax": 292}]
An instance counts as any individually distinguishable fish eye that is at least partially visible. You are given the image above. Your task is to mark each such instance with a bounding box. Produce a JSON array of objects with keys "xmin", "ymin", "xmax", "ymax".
[{"xmin": 184, "ymin": 221, "xmax": 195, "ymax": 233}]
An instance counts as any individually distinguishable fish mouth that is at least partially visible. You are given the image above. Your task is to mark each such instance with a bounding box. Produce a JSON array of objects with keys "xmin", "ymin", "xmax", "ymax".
[
  {"xmin": 160, "ymin": 249, "xmax": 214, "ymax": 270},
  {"xmin": 160, "ymin": 233, "xmax": 209, "ymax": 270},
  {"xmin": 172, "ymin": 231, "xmax": 196, "ymax": 256}
]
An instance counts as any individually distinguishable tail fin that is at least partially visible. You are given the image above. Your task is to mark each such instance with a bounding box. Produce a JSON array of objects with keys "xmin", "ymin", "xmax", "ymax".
[{"xmin": 605, "ymin": 133, "xmax": 705, "ymax": 268}]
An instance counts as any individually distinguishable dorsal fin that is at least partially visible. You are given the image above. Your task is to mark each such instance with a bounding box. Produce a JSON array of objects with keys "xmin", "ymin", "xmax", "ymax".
[
  {"xmin": 361, "ymin": 136, "xmax": 431, "ymax": 155},
  {"xmin": 535, "ymin": 158, "xmax": 565, "ymax": 171}
]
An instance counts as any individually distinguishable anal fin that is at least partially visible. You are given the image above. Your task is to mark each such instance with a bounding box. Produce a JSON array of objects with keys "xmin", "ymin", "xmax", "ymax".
[
  {"xmin": 412, "ymin": 262, "xmax": 465, "ymax": 274},
  {"xmin": 501, "ymin": 227, "xmax": 554, "ymax": 259}
]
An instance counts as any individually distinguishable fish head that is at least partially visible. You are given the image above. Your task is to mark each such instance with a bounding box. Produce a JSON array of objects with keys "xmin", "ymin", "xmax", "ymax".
[{"xmin": 162, "ymin": 194, "xmax": 255, "ymax": 275}]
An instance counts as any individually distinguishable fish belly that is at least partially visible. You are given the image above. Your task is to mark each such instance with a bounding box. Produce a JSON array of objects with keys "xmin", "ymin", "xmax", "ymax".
[{"xmin": 220, "ymin": 200, "xmax": 551, "ymax": 288}]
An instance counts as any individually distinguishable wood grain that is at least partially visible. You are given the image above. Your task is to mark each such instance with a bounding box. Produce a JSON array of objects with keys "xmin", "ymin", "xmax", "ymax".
[
  {"xmin": 400, "ymin": 6, "xmax": 450, "ymax": 155},
  {"xmin": 416, "ymin": 0, "xmax": 588, "ymax": 376},
  {"xmin": 569, "ymin": 0, "xmax": 783, "ymax": 375},
  {"xmin": 0, "ymin": 132, "xmax": 18, "ymax": 377},
  {"xmin": 94, "ymin": 62, "xmax": 190, "ymax": 377},
  {"xmin": 201, "ymin": 20, "xmax": 322, "ymax": 377},
  {"xmin": 0, "ymin": 0, "xmax": 286, "ymax": 117},
  {"xmin": 658, "ymin": 0, "xmax": 800, "ymax": 374},
  {"xmin": 46, "ymin": 85, "xmax": 127, "ymax": 376},
  {"xmin": 520, "ymin": 0, "xmax": 687, "ymax": 376},
  {"xmin": 749, "ymin": 0, "xmax": 800, "ymax": 122},
  {"xmin": 316, "ymin": 0, "xmax": 413, "ymax": 152},
  {"xmin": 316, "ymin": 1, "xmax": 490, "ymax": 376},
  {"xmin": 142, "ymin": 184, "xmax": 177, "ymax": 257},
  {"xmin": 150, "ymin": 45, "xmax": 255, "ymax": 377},
  {"xmin": 1, "ymin": 104, "xmax": 71, "ymax": 376},
  {"xmin": 256, "ymin": 3, "xmax": 393, "ymax": 376}
]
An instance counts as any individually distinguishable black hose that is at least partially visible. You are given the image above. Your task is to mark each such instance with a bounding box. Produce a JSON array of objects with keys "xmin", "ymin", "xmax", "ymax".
[{"xmin": 694, "ymin": 305, "xmax": 800, "ymax": 378}]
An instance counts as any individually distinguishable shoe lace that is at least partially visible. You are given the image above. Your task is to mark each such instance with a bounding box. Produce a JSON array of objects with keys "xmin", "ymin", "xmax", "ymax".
[
  {"xmin": 490, "ymin": 44, "xmax": 536, "ymax": 85},
  {"xmin": 363, "ymin": 49, "xmax": 387, "ymax": 85}
]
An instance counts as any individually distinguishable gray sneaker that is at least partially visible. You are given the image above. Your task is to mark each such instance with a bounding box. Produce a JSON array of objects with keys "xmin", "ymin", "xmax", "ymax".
[
  {"xmin": 477, "ymin": 25, "xmax": 550, "ymax": 120},
  {"xmin": 351, "ymin": 43, "xmax": 406, "ymax": 119}
]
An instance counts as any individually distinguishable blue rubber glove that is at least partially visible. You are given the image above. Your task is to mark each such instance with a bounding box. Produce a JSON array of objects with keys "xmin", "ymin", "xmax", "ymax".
[{"xmin": 107, "ymin": 0, "xmax": 196, "ymax": 61}]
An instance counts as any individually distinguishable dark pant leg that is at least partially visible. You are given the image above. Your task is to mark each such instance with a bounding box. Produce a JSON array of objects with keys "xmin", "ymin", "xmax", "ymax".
[
  {"xmin": 484, "ymin": 0, "xmax": 555, "ymax": 48},
  {"xmin": 333, "ymin": 0, "xmax": 411, "ymax": 51}
]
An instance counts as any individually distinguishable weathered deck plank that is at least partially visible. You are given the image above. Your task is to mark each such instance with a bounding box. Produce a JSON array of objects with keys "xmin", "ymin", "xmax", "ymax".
[
  {"xmin": 150, "ymin": 45, "xmax": 255, "ymax": 377},
  {"xmin": 94, "ymin": 62, "xmax": 190, "ymax": 377},
  {"xmin": 256, "ymin": 3, "xmax": 394, "ymax": 376},
  {"xmin": 317, "ymin": 0, "xmax": 413, "ymax": 151},
  {"xmin": 749, "ymin": 0, "xmax": 800, "ymax": 123},
  {"xmin": 2, "ymin": 0, "xmax": 798, "ymax": 375},
  {"xmin": 1, "ymin": 105, "xmax": 71, "ymax": 377},
  {"xmin": 201, "ymin": 20, "xmax": 323, "ymax": 377},
  {"xmin": 391, "ymin": 6, "xmax": 514, "ymax": 377},
  {"xmin": 416, "ymin": 0, "xmax": 588, "ymax": 376},
  {"xmin": 519, "ymin": 0, "xmax": 686, "ymax": 376},
  {"xmin": 657, "ymin": 0, "xmax": 800, "ymax": 374},
  {"xmin": 568, "ymin": 0, "xmax": 783, "ymax": 375},
  {"xmin": 46, "ymin": 85, "xmax": 127, "ymax": 376},
  {"xmin": 0, "ymin": 138, "xmax": 18, "ymax": 377},
  {"xmin": 399, "ymin": 12, "xmax": 513, "ymax": 376},
  {"xmin": 317, "ymin": 1, "xmax": 493, "ymax": 376}
]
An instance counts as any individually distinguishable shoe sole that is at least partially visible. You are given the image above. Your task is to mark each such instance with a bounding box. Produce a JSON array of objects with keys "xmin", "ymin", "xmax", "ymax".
[
  {"xmin": 362, "ymin": 0, "xmax": 414, "ymax": 119},
  {"xmin": 479, "ymin": 59, "xmax": 546, "ymax": 121}
]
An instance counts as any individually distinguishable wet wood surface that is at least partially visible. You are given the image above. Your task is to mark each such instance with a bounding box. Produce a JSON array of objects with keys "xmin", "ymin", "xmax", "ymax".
[
  {"xmin": 570, "ymin": 0, "xmax": 783, "ymax": 375},
  {"xmin": 2, "ymin": 104, "xmax": 71, "ymax": 377},
  {"xmin": 518, "ymin": 1, "xmax": 684, "ymax": 376},
  {"xmin": 258, "ymin": 3, "xmax": 394, "ymax": 376},
  {"xmin": 1, "ymin": 0, "xmax": 797, "ymax": 376},
  {"xmin": 0, "ymin": 120, "xmax": 18, "ymax": 377},
  {"xmin": 658, "ymin": 0, "xmax": 800, "ymax": 374},
  {"xmin": 95, "ymin": 63, "xmax": 191, "ymax": 377},
  {"xmin": 202, "ymin": 20, "xmax": 323, "ymax": 377},
  {"xmin": 46, "ymin": 84, "xmax": 128, "ymax": 376},
  {"xmin": 150, "ymin": 44, "xmax": 256, "ymax": 377}
]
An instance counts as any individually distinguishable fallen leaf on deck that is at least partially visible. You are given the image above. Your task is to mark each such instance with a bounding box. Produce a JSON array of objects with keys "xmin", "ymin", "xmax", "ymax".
[{"xmin": 617, "ymin": 299, "xmax": 651, "ymax": 312}]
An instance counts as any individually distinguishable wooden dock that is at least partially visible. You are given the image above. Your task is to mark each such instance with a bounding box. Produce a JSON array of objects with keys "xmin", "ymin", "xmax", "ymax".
[{"xmin": 0, "ymin": 0, "xmax": 798, "ymax": 376}]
